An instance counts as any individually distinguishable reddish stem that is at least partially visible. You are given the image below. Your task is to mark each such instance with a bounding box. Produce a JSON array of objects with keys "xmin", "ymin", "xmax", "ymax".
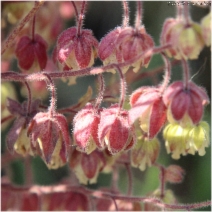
[
  {"xmin": 1, "ymin": 115, "xmax": 14, "ymax": 124},
  {"xmin": 71, "ymin": 1, "xmax": 79, "ymax": 24},
  {"xmin": 125, "ymin": 162, "xmax": 133, "ymax": 196},
  {"xmin": 122, "ymin": 0, "xmax": 129, "ymax": 27},
  {"xmin": 183, "ymin": 3, "xmax": 191, "ymax": 25},
  {"xmin": 114, "ymin": 65, "xmax": 126, "ymax": 112},
  {"xmin": 43, "ymin": 73, "xmax": 57, "ymax": 117},
  {"xmin": 94, "ymin": 74, "xmax": 105, "ymax": 109},
  {"xmin": 77, "ymin": 1, "xmax": 87, "ymax": 36},
  {"xmin": 1, "ymin": 44, "xmax": 172, "ymax": 82},
  {"xmin": 135, "ymin": 1, "xmax": 142, "ymax": 28},
  {"xmin": 31, "ymin": 14, "xmax": 36, "ymax": 41},
  {"xmin": 160, "ymin": 53, "xmax": 171, "ymax": 94},
  {"xmin": 1, "ymin": 1, "xmax": 44, "ymax": 55},
  {"xmin": 181, "ymin": 58, "xmax": 190, "ymax": 89},
  {"xmin": 24, "ymin": 81, "xmax": 32, "ymax": 115}
]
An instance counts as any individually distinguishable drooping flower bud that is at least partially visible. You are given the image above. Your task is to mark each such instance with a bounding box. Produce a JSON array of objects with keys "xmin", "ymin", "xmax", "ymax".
[
  {"xmin": 98, "ymin": 104, "xmax": 136, "ymax": 154},
  {"xmin": 55, "ymin": 27, "xmax": 98, "ymax": 71},
  {"xmin": 28, "ymin": 112, "xmax": 71, "ymax": 169},
  {"xmin": 15, "ymin": 34, "xmax": 48, "ymax": 72},
  {"xmin": 131, "ymin": 136, "xmax": 160, "ymax": 171},
  {"xmin": 98, "ymin": 27, "xmax": 123, "ymax": 73},
  {"xmin": 160, "ymin": 18, "xmax": 205, "ymax": 60},
  {"xmin": 116, "ymin": 26, "xmax": 154, "ymax": 73},
  {"xmin": 69, "ymin": 149, "xmax": 106, "ymax": 184},
  {"xmin": 164, "ymin": 165, "xmax": 185, "ymax": 184},
  {"xmin": 129, "ymin": 86, "xmax": 167, "ymax": 139},
  {"xmin": 200, "ymin": 12, "xmax": 211, "ymax": 46},
  {"xmin": 163, "ymin": 81, "xmax": 209, "ymax": 127},
  {"xmin": 73, "ymin": 103, "xmax": 101, "ymax": 154},
  {"xmin": 163, "ymin": 121, "xmax": 210, "ymax": 159}
]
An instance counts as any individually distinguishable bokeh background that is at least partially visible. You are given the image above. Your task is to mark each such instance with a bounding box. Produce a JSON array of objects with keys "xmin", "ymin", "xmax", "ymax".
[{"xmin": 1, "ymin": 1, "xmax": 211, "ymax": 211}]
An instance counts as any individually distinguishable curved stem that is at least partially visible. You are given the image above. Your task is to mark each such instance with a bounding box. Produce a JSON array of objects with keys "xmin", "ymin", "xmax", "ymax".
[
  {"xmin": 183, "ymin": 3, "xmax": 191, "ymax": 25},
  {"xmin": 24, "ymin": 81, "xmax": 32, "ymax": 115},
  {"xmin": 43, "ymin": 73, "xmax": 57, "ymax": 117},
  {"xmin": 122, "ymin": 0, "xmax": 129, "ymax": 27},
  {"xmin": 125, "ymin": 162, "xmax": 133, "ymax": 196},
  {"xmin": 1, "ymin": 1, "xmax": 44, "ymax": 55},
  {"xmin": 114, "ymin": 65, "xmax": 126, "ymax": 111},
  {"xmin": 1, "ymin": 115, "xmax": 14, "ymax": 124},
  {"xmin": 77, "ymin": 1, "xmax": 87, "ymax": 36},
  {"xmin": 1, "ymin": 44, "xmax": 172, "ymax": 82},
  {"xmin": 94, "ymin": 74, "xmax": 105, "ymax": 109},
  {"xmin": 31, "ymin": 14, "xmax": 36, "ymax": 41},
  {"xmin": 134, "ymin": 1, "xmax": 142, "ymax": 28},
  {"xmin": 111, "ymin": 197, "xmax": 119, "ymax": 211},
  {"xmin": 175, "ymin": 1, "xmax": 184, "ymax": 20},
  {"xmin": 160, "ymin": 53, "xmax": 171, "ymax": 94},
  {"xmin": 181, "ymin": 59, "xmax": 190, "ymax": 89},
  {"xmin": 71, "ymin": 1, "xmax": 79, "ymax": 24}
]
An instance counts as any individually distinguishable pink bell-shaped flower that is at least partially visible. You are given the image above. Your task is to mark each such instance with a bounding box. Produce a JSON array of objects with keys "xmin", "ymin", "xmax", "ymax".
[
  {"xmin": 98, "ymin": 104, "xmax": 136, "ymax": 154},
  {"xmin": 163, "ymin": 81, "xmax": 209, "ymax": 126},
  {"xmin": 73, "ymin": 103, "xmax": 101, "ymax": 154},
  {"xmin": 55, "ymin": 27, "xmax": 98, "ymax": 70},
  {"xmin": 129, "ymin": 86, "xmax": 167, "ymax": 139},
  {"xmin": 15, "ymin": 34, "xmax": 48, "ymax": 71}
]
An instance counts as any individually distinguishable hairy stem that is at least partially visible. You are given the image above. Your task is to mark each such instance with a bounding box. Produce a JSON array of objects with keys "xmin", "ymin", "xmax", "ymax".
[
  {"xmin": 43, "ymin": 73, "xmax": 57, "ymax": 117},
  {"xmin": 24, "ymin": 156, "xmax": 33, "ymax": 186},
  {"xmin": 1, "ymin": 1, "xmax": 44, "ymax": 55},
  {"xmin": 125, "ymin": 162, "xmax": 133, "ymax": 196},
  {"xmin": 114, "ymin": 65, "xmax": 126, "ymax": 111},
  {"xmin": 2, "ymin": 183, "xmax": 211, "ymax": 211},
  {"xmin": 77, "ymin": 1, "xmax": 87, "ymax": 36},
  {"xmin": 122, "ymin": 0, "xmax": 129, "ymax": 27},
  {"xmin": 1, "ymin": 44, "xmax": 172, "ymax": 82},
  {"xmin": 135, "ymin": 1, "xmax": 142, "ymax": 28},
  {"xmin": 183, "ymin": 3, "xmax": 191, "ymax": 25},
  {"xmin": 24, "ymin": 82, "xmax": 32, "ymax": 115},
  {"xmin": 71, "ymin": 1, "xmax": 79, "ymax": 24},
  {"xmin": 31, "ymin": 14, "xmax": 36, "ymax": 41},
  {"xmin": 1, "ymin": 115, "xmax": 14, "ymax": 124},
  {"xmin": 160, "ymin": 53, "xmax": 171, "ymax": 94},
  {"xmin": 94, "ymin": 74, "xmax": 105, "ymax": 109},
  {"xmin": 181, "ymin": 58, "xmax": 190, "ymax": 89}
]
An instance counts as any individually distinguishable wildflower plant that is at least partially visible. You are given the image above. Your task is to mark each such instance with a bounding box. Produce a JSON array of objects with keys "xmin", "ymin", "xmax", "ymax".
[{"xmin": 1, "ymin": 1, "xmax": 211, "ymax": 211}]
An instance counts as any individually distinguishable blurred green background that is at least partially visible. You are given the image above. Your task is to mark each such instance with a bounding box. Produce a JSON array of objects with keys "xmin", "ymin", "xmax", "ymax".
[{"xmin": 1, "ymin": 1, "xmax": 211, "ymax": 211}]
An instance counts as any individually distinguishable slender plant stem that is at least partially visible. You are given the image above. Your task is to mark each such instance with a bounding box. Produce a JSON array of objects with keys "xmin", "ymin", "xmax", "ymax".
[
  {"xmin": 122, "ymin": 0, "xmax": 129, "ymax": 27},
  {"xmin": 43, "ymin": 73, "xmax": 57, "ymax": 117},
  {"xmin": 2, "ymin": 183, "xmax": 211, "ymax": 211},
  {"xmin": 94, "ymin": 74, "xmax": 105, "ymax": 109},
  {"xmin": 1, "ymin": 115, "xmax": 14, "ymax": 124},
  {"xmin": 24, "ymin": 156, "xmax": 33, "ymax": 186},
  {"xmin": 183, "ymin": 3, "xmax": 191, "ymax": 25},
  {"xmin": 160, "ymin": 53, "xmax": 171, "ymax": 94},
  {"xmin": 71, "ymin": 1, "xmax": 79, "ymax": 24},
  {"xmin": 135, "ymin": 1, "xmax": 142, "ymax": 28},
  {"xmin": 1, "ymin": 44, "xmax": 172, "ymax": 82},
  {"xmin": 111, "ymin": 197, "xmax": 119, "ymax": 211},
  {"xmin": 175, "ymin": 1, "xmax": 183, "ymax": 19},
  {"xmin": 24, "ymin": 82, "xmax": 32, "ymax": 115},
  {"xmin": 181, "ymin": 58, "xmax": 190, "ymax": 89},
  {"xmin": 77, "ymin": 1, "xmax": 87, "ymax": 36},
  {"xmin": 114, "ymin": 65, "xmax": 126, "ymax": 111},
  {"xmin": 125, "ymin": 162, "xmax": 133, "ymax": 196},
  {"xmin": 31, "ymin": 14, "xmax": 36, "ymax": 41},
  {"xmin": 1, "ymin": 1, "xmax": 44, "ymax": 55}
]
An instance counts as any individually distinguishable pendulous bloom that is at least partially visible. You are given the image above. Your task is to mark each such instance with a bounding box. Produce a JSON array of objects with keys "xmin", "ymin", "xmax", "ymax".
[
  {"xmin": 160, "ymin": 18, "xmax": 205, "ymax": 60},
  {"xmin": 129, "ymin": 86, "xmax": 167, "ymax": 139},
  {"xmin": 98, "ymin": 104, "xmax": 136, "ymax": 154},
  {"xmin": 163, "ymin": 81, "xmax": 209, "ymax": 127},
  {"xmin": 55, "ymin": 27, "xmax": 98, "ymax": 71},
  {"xmin": 27, "ymin": 112, "xmax": 71, "ymax": 169},
  {"xmin": 15, "ymin": 34, "xmax": 48, "ymax": 72},
  {"xmin": 73, "ymin": 103, "xmax": 101, "ymax": 154},
  {"xmin": 163, "ymin": 121, "xmax": 210, "ymax": 159}
]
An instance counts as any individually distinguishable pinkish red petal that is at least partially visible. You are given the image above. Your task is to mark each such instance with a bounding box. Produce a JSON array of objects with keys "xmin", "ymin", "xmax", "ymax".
[
  {"xmin": 81, "ymin": 152, "xmax": 98, "ymax": 179},
  {"xmin": 171, "ymin": 90, "xmax": 189, "ymax": 121},
  {"xmin": 149, "ymin": 97, "xmax": 167, "ymax": 139}
]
